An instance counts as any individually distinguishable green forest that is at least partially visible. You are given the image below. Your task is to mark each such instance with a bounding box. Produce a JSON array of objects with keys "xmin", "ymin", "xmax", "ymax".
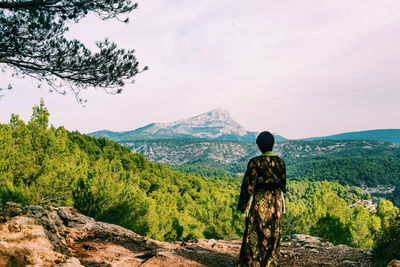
[
  {"xmin": 167, "ymin": 164, "xmax": 240, "ymax": 180},
  {"xmin": 288, "ymin": 156, "xmax": 400, "ymax": 186},
  {"xmin": 0, "ymin": 102, "xmax": 399, "ymax": 265}
]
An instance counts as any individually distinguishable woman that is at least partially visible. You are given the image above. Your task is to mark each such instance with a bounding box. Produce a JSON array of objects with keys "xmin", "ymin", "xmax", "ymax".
[{"xmin": 237, "ymin": 131, "xmax": 286, "ymax": 267}]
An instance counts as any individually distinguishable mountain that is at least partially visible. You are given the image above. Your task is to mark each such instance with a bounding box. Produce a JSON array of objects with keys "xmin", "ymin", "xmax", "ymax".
[
  {"xmin": 89, "ymin": 108, "xmax": 287, "ymax": 142},
  {"xmin": 303, "ymin": 129, "xmax": 400, "ymax": 144},
  {"xmin": 87, "ymin": 109, "xmax": 400, "ymax": 187},
  {"xmin": 89, "ymin": 110, "xmax": 399, "ymax": 144}
]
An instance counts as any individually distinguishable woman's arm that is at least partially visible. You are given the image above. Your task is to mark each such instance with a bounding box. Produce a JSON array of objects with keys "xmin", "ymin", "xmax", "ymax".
[
  {"xmin": 280, "ymin": 159, "xmax": 286, "ymax": 193},
  {"xmin": 237, "ymin": 159, "xmax": 257, "ymax": 213}
]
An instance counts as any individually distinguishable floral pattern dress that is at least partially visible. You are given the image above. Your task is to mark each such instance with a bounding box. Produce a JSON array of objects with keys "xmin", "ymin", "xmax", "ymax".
[{"xmin": 237, "ymin": 153, "xmax": 286, "ymax": 267}]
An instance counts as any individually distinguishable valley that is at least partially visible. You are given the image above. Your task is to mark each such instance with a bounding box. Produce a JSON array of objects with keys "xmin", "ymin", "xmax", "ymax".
[
  {"xmin": 89, "ymin": 108, "xmax": 400, "ymax": 188},
  {"xmin": 123, "ymin": 139, "xmax": 400, "ymax": 188}
]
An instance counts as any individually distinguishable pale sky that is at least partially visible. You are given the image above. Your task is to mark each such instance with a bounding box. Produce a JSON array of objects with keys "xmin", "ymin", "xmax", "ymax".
[{"xmin": 1, "ymin": 0, "xmax": 400, "ymax": 139}]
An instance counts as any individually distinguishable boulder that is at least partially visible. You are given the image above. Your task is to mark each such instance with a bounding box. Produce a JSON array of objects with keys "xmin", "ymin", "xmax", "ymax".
[{"xmin": 388, "ymin": 259, "xmax": 400, "ymax": 267}]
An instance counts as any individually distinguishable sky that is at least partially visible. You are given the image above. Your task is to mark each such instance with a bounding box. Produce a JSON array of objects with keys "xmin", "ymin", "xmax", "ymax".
[{"xmin": 1, "ymin": 0, "xmax": 400, "ymax": 139}]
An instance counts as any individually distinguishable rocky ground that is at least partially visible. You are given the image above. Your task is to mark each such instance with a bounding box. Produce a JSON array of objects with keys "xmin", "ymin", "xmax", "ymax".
[{"xmin": 0, "ymin": 202, "xmax": 396, "ymax": 266}]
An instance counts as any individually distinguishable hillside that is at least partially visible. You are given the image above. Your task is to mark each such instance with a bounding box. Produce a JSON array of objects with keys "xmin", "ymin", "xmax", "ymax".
[
  {"xmin": 2, "ymin": 103, "xmax": 400, "ymax": 266},
  {"xmin": 124, "ymin": 139, "xmax": 400, "ymax": 187},
  {"xmin": 0, "ymin": 103, "xmax": 244, "ymax": 242},
  {"xmin": 303, "ymin": 129, "xmax": 400, "ymax": 144},
  {"xmin": 0, "ymin": 202, "xmax": 377, "ymax": 267},
  {"xmin": 1, "ymin": 107, "xmax": 388, "ymax": 245},
  {"xmin": 88, "ymin": 108, "xmax": 286, "ymax": 142}
]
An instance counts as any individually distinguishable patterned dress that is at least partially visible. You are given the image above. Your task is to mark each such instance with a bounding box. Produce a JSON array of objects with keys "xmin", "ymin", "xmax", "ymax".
[{"xmin": 237, "ymin": 152, "xmax": 286, "ymax": 267}]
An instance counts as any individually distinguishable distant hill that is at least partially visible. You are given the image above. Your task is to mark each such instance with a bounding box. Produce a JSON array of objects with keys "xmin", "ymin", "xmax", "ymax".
[
  {"xmin": 303, "ymin": 129, "xmax": 400, "ymax": 144},
  {"xmin": 88, "ymin": 108, "xmax": 287, "ymax": 142},
  {"xmin": 124, "ymin": 139, "xmax": 400, "ymax": 187}
]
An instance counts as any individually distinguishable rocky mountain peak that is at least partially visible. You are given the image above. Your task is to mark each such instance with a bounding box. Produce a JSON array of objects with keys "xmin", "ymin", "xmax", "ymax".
[
  {"xmin": 175, "ymin": 108, "xmax": 238, "ymax": 125},
  {"xmin": 88, "ymin": 108, "xmax": 287, "ymax": 142},
  {"xmin": 170, "ymin": 108, "xmax": 246, "ymax": 138},
  {"xmin": 202, "ymin": 108, "xmax": 233, "ymax": 121}
]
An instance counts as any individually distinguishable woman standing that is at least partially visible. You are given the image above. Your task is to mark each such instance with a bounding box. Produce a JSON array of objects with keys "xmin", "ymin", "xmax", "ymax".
[{"xmin": 237, "ymin": 131, "xmax": 286, "ymax": 267}]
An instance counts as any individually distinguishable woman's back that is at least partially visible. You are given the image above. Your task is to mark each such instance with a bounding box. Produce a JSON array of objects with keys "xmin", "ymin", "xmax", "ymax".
[{"xmin": 249, "ymin": 155, "xmax": 286, "ymax": 191}]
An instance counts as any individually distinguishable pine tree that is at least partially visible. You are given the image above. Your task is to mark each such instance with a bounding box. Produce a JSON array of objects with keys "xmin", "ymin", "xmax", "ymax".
[
  {"xmin": 0, "ymin": 0, "xmax": 147, "ymax": 102},
  {"xmin": 30, "ymin": 99, "xmax": 49, "ymax": 129}
]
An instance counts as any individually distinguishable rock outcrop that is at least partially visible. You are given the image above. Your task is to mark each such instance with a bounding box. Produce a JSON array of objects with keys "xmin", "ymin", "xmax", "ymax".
[
  {"xmin": 0, "ymin": 202, "xmax": 382, "ymax": 266},
  {"xmin": 388, "ymin": 259, "xmax": 400, "ymax": 267}
]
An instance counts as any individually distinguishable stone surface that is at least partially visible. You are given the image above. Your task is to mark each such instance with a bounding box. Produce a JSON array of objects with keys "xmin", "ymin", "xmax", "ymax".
[{"xmin": 0, "ymin": 202, "xmax": 374, "ymax": 266}]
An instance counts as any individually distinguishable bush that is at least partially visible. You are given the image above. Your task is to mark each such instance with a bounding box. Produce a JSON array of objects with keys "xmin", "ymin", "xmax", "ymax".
[
  {"xmin": 373, "ymin": 215, "xmax": 400, "ymax": 266},
  {"xmin": 0, "ymin": 182, "xmax": 30, "ymax": 205}
]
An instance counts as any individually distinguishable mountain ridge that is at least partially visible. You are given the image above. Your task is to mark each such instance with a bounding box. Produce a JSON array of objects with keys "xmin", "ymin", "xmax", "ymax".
[
  {"xmin": 302, "ymin": 129, "xmax": 400, "ymax": 144},
  {"xmin": 88, "ymin": 109, "xmax": 399, "ymax": 144},
  {"xmin": 88, "ymin": 108, "xmax": 286, "ymax": 142}
]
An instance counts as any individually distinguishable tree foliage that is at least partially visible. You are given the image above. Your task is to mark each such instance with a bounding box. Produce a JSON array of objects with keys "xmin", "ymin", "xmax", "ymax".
[
  {"xmin": 374, "ymin": 201, "xmax": 400, "ymax": 266},
  {"xmin": 0, "ymin": 0, "xmax": 146, "ymax": 102},
  {"xmin": 282, "ymin": 181, "xmax": 383, "ymax": 249},
  {"xmin": 167, "ymin": 164, "xmax": 239, "ymax": 180},
  {"xmin": 288, "ymin": 156, "xmax": 400, "ymax": 187}
]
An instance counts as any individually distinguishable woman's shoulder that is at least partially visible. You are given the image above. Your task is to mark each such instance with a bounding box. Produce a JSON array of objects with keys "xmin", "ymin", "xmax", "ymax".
[
  {"xmin": 272, "ymin": 155, "xmax": 285, "ymax": 167},
  {"xmin": 249, "ymin": 155, "xmax": 285, "ymax": 166},
  {"xmin": 273, "ymin": 155, "xmax": 285, "ymax": 164}
]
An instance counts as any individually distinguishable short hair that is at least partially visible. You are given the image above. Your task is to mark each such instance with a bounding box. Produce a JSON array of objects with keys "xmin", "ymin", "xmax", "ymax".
[{"xmin": 256, "ymin": 131, "xmax": 275, "ymax": 152}]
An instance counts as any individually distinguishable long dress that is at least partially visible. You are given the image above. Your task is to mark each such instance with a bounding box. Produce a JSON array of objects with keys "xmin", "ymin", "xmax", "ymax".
[{"xmin": 237, "ymin": 152, "xmax": 286, "ymax": 267}]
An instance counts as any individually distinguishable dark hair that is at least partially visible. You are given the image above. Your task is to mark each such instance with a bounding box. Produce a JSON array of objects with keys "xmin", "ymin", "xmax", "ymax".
[{"xmin": 256, "ymin": 131, "xmax": 275, "ymax": 152}]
